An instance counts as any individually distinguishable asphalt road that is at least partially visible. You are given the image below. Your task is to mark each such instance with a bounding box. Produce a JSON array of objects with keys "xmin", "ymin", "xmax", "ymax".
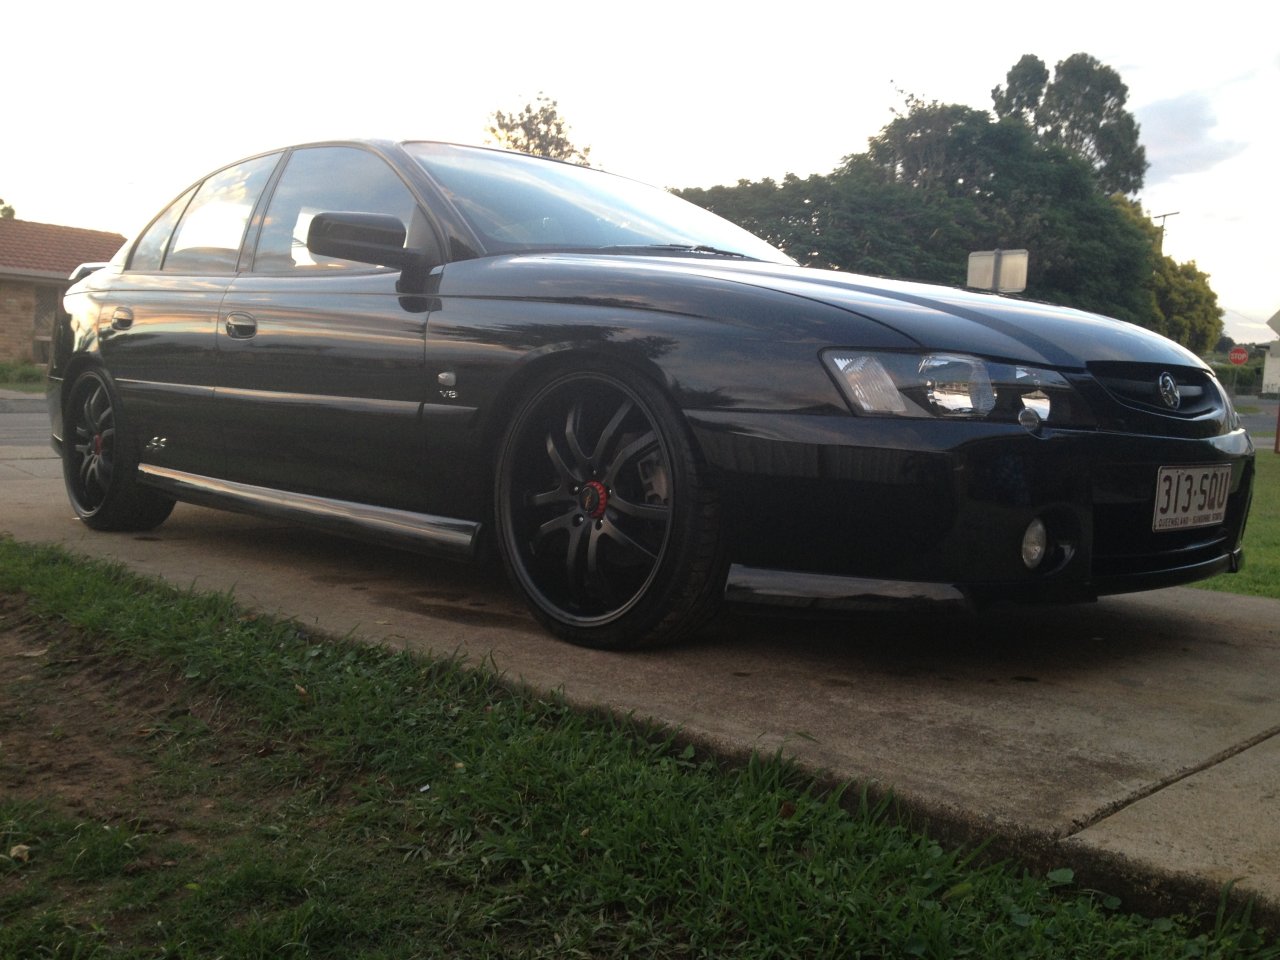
[
  {"xmin": 1237, "ymin": 396, "xmax": 1279, "ymax": 445},
  {"xmin": 2, "ymin": 394, "xmax": 1279, "ymax": 923},
  {"xmin": 0, "ymin": 410, "xmax": 49, "ymax": 446}
]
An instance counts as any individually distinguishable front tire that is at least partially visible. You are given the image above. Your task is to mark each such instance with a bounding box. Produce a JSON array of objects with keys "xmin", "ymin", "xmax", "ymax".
[
  {"xmin": 63, "ymin": 368, "xmax": 174, "ymax": 532},
  {"xmin": 495, "ymin": 368, "xmax": 723, "ymax": 649}
]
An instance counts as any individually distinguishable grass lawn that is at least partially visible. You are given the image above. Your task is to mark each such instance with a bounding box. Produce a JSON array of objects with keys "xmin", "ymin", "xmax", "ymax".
[
  {"xmin": 1197, "ymin": 450, "xmax": 1279, "ymax": 599},
  {"xmin": 2, "ymin": 538, "xmax": 1278, "ymax": 958},
  {"xmin": 0, "ymin": 361, "xmax": 45, "ymax": 394}
]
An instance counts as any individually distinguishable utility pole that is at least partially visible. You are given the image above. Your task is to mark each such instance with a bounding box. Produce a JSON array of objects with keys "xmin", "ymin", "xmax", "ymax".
[{"xmin": 1152, "ymin": 211, "xmax": 1180, "ymax": 253}]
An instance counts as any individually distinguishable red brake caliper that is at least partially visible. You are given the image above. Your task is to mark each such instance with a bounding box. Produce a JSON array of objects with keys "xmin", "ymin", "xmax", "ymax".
[{"xmin": 580, "ymin": 480, "xmax": 608, "ymax": 519}]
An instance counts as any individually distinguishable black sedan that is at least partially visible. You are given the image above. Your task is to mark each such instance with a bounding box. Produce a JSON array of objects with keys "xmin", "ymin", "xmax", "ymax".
[{"xmin": 49, "ymin": 140, "xmax": 1255, "ymax": 648}]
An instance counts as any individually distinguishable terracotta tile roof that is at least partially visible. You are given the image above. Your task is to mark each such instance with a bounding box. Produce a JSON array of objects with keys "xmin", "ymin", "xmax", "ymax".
[{"xmin": 0, "ymin": 219, "xmax": 126, "ymax": 279}]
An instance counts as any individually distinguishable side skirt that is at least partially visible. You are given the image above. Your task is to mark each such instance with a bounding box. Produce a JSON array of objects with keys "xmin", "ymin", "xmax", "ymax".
[{"xmin": 137, "ymin": 464, "xmax": 480, "ymax": 561}]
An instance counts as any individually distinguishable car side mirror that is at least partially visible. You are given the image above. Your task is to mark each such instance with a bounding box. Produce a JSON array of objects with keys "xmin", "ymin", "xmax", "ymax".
[
  {"xmin": 307, "ymin": 212, "xmax": 411, "ymax": 267},
  {"xmin": 68, "ymin": 262, "xmax": 109, "ymax": 284},
  {"xmin": 307, "ymin": 211, "xmax": 440, "ymax": 294}
]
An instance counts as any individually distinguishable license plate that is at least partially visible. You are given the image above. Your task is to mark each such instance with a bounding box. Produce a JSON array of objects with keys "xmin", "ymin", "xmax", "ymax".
[{"xmin": 1152, "ymin": 464, "xmax": 1232, "ymax": 532}]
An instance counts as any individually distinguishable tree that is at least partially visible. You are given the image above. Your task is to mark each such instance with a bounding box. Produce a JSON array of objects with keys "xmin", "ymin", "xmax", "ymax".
[
  {"xmin": 1152, "ymin": 258, "xmax": 1223, "ymax": 354},
  {"xmin": 1113, "ymin": 198, "xmax": 1223, "ymax": 350},
  {"xmin": 993, "ymin": 53, "xmax": 1147, "ymax": 194},
  {"xmin": 855, "ymin": 95, "xmax": 1155, "ymax": 319},
  {"xmin": 0, "ymin": 197, "xmax": 13, "ymax": 219},
  {"xmin": 992, "ymin": 54, "xmax": 1050, "ymax": 125},
  {"xmin": 681, "ymin": 96, "xmax": 1163, "ymax": 329},
  {"xmin": 487, "ymin": 93, "xmax": 591, "ymax": 165},
  {"xmin": 866, "ymin": 94, "xmax": 994, "ymax": 193},
  {"xmin": 679, "ymin": 162, "xmax": 987, "ymax": 285}
]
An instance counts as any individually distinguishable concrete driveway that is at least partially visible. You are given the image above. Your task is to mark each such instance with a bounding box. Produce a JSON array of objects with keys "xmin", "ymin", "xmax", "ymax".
[{"xmin": 3, "ymin": 390, "xmax": 1278, "ymax": 923}]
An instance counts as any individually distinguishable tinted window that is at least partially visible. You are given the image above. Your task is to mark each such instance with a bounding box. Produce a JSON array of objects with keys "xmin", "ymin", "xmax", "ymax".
[
  {"xmin": 252, "ymin": 146, "xmax": 421, "ymax": 273},
  {"xmin": 405, "ymin": 142, "xmax": 792, "ymax": 263},
  {"xmin": 162, "ymin": 154, "xmax": 280, "ymax": 274},
  {"xmin": 129, "ymin": 187, "xmax": 195, "ymax": 271}
]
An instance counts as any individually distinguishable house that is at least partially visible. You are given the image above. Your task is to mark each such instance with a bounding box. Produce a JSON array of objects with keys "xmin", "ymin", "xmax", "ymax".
[
  {"xmin": 0, "ymin": 219, "xmax": 126, "ymax": 365},
  {"xmin": 1264, "ymin": 309, "xmax": 1280, "ymax": 396}
]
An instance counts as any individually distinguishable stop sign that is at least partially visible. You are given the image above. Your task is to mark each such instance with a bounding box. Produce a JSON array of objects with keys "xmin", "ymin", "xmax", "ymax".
[{"xmin": 1229, "ymin": 346, "xmax": 1249, "ymax": 366}]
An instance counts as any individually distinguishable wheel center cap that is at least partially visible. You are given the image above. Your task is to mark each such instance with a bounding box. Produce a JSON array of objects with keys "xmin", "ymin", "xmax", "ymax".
[
  {"xmin": 579, "ymin": 480, "xmax": 608, "ymax": 519},
  {"xmin": 93, "ymin": 434, "xmax": 104, "ymax": 456}
]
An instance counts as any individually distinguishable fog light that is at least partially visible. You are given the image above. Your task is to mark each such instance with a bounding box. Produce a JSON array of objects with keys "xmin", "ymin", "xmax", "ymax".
[{"xmin": 1021, "ymin": 518, "xmax": 1048, "ymax": 570}]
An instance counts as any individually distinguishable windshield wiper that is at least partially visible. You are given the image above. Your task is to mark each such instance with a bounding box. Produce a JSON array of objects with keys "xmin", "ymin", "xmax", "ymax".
[
  {"xmin": 650, "ymin": 243, "xmax": 752, "ymax": 259},
  {"xmin": 593, "ymin": 243, "xmax": 755, "ymax": 260}
]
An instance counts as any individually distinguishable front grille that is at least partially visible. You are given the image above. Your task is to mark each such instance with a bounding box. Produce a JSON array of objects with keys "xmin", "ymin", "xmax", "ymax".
[
  {"xmin": 1088, "ymin": 362, "xmax": 1221, "ymax": 418},
  {"xmin": 1080, "ymin": 362, "xmax": 1232, "ymax": 439}
]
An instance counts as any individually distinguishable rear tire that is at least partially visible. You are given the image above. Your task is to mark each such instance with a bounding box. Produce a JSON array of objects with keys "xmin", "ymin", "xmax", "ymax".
[
  {"xmin": 63, "ymin": 368, "xmax": 174, "ymax": 532},
  {"xmin": 495, "ymin": 367, "xmax": 723, "ymax": 649}
]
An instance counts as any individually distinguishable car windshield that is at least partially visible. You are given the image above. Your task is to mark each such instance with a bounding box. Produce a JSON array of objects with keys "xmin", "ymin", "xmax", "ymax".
[{"xmin": 404, "ymin": 142, "xmax": 793, "ymax": 264}]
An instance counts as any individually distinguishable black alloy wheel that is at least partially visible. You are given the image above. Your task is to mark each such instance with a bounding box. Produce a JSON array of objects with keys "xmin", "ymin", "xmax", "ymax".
[
  {"xmin": 496, "ymin": 368, "xmax": 722, "ymax": 648},
  {"xmin": 63, "ymin": 368, "xmax": 173, "ymax": 532}
]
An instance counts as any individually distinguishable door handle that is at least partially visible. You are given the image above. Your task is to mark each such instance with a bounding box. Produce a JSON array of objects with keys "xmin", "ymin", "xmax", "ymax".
[
  {"xmin": 110, "ymin": 307, "xmax": 134, "ymax": 330},
  {"xmin": 224, "ymin": 312, "xmax": 257, "ymax": 339}
]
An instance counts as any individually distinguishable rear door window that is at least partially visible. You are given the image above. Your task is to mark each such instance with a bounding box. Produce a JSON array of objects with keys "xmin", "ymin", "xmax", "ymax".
[
  {"xmin": 160, "ymin": 154, "xmax": 280, "ymax": 274},
  {"xmin": 129, "ymin": 187, "xmax": 196, "ymax": 272}
]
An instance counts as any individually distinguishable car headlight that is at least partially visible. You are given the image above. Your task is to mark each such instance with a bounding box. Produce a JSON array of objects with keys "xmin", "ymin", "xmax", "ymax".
[{"xmin": 822, "ymin": 350, "xmax": 1094, "ymax": 427}]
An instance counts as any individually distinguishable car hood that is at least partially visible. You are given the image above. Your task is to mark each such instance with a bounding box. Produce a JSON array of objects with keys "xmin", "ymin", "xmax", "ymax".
[
  {"xmin": 675, "ymin": 259, "xmax": 1206, "ymax": 370},
  {"xmin": 441, "ymin": 253, "xmax": 1207, "ymax": 371}
]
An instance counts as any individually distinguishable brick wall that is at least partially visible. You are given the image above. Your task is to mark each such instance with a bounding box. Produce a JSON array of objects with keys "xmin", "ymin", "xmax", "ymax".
[{"xmin": 0, "ymin": 279, "xmax": 36, "ymax": 364}]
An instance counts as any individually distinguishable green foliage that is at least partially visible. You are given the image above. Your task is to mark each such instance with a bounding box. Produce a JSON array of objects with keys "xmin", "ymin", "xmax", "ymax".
[
  {"xmin": 1207, "ymin": 346, "xmax": 1268, "ymax": 395},
  {"xmin": 0, "ymin": 360, "xmax": 46, "ymax": 387},
  {"xmin": 993, "ymin": 53, "xmax": 1148, "ymax": 195},
  {"xmin": 1035, "ymin": 53, "xmax": 1148, "ymax": 195},
  {"xmin": 1027, "ymin": 185, "xmax": 1154, "ymax": 325},
  {"xmin": 992, "ymin": 54, "xmax": 1050, "ymax": 125},
  {"xmin": 1112, "ymin": 198, "xmax": 1224, "ymax": 350},
  {"xmin": 1, "ymin": 197, "xmax": 14, "ymax": 219},
  {"xmin": 678, "ymin": 162, "xmax": 985, "ymax": 286},
  {"xmin": 1154, "ymin": 258, "xmax": 1224, "ymax": 353},
  {"xmin": 487, "ymin": 92, "xmax": 591, "ymax": 165},
  {"xmin": 866, "ymin": 93, "xmax": 994, "ymax": 193}
]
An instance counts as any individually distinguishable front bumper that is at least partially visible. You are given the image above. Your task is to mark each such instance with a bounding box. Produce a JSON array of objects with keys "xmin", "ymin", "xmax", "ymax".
[
  {"xmin": 723, "ymin": 545, "xmax": 1244, "ymax": 612},
  {"xmin": 688, "ymin": 410, "xmax": 1254, "ymax": 606}
]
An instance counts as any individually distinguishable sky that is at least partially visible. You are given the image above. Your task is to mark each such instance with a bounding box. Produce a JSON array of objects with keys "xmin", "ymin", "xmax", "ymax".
[{"xmin": 5, "ymin": 0, "xmax": 1276, "ymax": 343}]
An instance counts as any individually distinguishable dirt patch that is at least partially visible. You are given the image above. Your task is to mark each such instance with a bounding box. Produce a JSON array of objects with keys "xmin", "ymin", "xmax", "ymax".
[{"xmin": 0, "ymin": 596, "xmax": 231, "ymax": 839}]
